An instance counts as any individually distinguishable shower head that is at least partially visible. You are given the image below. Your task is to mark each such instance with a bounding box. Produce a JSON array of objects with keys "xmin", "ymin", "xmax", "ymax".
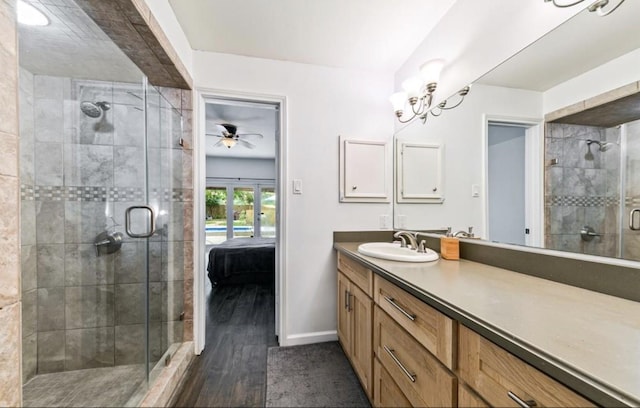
[
  {"xmin": 80, "ymin": 101, "xmax": 111, "ymax": 118},
  {"xmin": 586, "ymin": 139, "xmax": 613, "ymax": 152}
]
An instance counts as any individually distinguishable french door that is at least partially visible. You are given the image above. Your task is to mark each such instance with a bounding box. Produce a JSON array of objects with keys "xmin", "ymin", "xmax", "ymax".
[{"xmin": 205, "ymin": 182, "xmax": 276, "ymax": 244}]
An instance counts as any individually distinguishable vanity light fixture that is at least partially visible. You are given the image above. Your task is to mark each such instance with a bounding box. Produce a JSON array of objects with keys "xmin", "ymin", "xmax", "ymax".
[
  {"xmin": 221, "ymin": 138, "xmax": 236, "ymax": 149},
  {"xmin": 543, "ymin": 0, "xmax": 626, "ymax": 17},
  {"xmin": 17, "ymin": 0, "xmax": 49, "ymax": 26},
  {"xmin": 390, "ymin": 59, "xmax": 470, "ymax": 124}
]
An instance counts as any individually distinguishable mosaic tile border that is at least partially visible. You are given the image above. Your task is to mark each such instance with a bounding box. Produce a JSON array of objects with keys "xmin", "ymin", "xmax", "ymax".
[
  {"xmin": 545, "ymin": 195, "xmax": 620, "ymax": 207},
  {"xmin": 21, "ymin": 185, "xmax": 192, "ymax": 202}
]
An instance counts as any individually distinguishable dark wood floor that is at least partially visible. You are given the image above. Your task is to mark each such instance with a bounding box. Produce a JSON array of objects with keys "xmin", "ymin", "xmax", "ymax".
[{"xmin": 173, "ymin": 280, "xmax": 277, "ymax": 407}]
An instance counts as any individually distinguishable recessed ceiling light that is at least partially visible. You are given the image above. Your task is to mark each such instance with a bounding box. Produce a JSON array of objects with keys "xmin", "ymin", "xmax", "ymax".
[{"xmin": 17, "ymin": 0, "xmax": 49, "ymax": 26}]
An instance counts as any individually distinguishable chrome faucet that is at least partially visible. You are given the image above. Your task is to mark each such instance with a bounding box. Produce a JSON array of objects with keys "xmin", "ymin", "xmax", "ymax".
[
  {"xmin": 454, "ymin": 227, "xmax": 474, "ymax": 238},
  {"xmin": 393, "ymin": 231, "xmax": 418, "ymax": 249}
]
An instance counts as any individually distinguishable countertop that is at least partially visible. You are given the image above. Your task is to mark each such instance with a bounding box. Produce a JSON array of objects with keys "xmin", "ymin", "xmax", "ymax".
[{"xmin": 334, "ymin": 242, "xmax": 640, "ymax": 407}]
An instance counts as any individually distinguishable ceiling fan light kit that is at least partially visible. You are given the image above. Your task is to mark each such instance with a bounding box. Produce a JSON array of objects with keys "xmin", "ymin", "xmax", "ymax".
[
  {"xmin": 221, "ymin": 138, "xmax": 237, "ymax": 148},
  {"xmin": 207, "ymin": 122, "xmax": 264, "ymax": 150}
]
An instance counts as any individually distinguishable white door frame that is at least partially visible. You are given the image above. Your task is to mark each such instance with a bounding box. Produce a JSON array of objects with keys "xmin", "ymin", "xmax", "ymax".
[
  {"xmin": 482, "ymin": 115, "xmax": 544, "ymax": 247},
  {"xmin": 193, "ymin": 88, "xmax": 287, "ymax": 354}
]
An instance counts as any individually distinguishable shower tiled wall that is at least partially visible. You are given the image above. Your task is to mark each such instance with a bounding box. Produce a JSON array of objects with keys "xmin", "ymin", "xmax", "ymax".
[
  {"xmin": 0, "ymin": 0, "xmax": 22, "ymax": 405},
  {"xmin": 19, "ymin": 70, "xmax": 193, "ymax": 381},
  {"xmin": 544, "ymin": 123, "xmax": 620, "ymax": 257}
]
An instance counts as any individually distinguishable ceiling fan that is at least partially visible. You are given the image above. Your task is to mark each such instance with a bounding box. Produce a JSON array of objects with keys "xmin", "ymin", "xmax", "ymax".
[{"xmin": 206, "ymin": 123, "xmax": 263, "ymax": 149}]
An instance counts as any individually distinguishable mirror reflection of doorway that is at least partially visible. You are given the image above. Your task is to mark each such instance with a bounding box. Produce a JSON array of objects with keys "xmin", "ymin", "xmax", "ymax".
[
  {"xmin": 488, "ymin": 124, "xmax": 526, "ymax": 245},
  {"xmin": 486, "ymin": 120, "xmax": 542, "ymax": 247}
]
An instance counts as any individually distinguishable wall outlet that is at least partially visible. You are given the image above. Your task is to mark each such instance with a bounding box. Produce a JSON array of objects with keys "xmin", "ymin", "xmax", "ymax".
[{"xmin": 379, "ymin": 215, "xmax": 390, "ymax": 229}]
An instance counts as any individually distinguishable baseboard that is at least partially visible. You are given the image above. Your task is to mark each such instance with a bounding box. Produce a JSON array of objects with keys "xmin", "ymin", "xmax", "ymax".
[{"xmin": 283, "ymin": 330, "xmax": 338, "ymax": 346}]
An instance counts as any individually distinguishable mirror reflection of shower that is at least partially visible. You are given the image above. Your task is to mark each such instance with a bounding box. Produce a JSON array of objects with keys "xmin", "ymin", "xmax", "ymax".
[
  {"xmin": 586, "ymin": 139, "xmax": 614, "ymax": 152},
  {"xmin": 80, "ymin": 100, "xmax": 114, "ymax": 132},
  {"xmin": 585, "ymin": 138, "xmax": 614, "ymax": 161}
]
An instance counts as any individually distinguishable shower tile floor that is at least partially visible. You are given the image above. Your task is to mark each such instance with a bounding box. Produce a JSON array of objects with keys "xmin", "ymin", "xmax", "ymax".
[{"xmin": 23, "ymin": 364, "xmax": 145, "ymax": 407}]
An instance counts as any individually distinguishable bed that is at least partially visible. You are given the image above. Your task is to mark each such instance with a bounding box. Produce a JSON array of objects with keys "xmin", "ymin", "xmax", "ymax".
[{"xmin": 207, "ymin": 237, "xmax": 275, "ymax": 286}]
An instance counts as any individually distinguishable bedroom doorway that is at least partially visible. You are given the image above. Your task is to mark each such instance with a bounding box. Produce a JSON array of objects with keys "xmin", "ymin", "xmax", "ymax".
[{"xmin": 194, "ymin": 92, "xmax": 284, "ymax": 358}]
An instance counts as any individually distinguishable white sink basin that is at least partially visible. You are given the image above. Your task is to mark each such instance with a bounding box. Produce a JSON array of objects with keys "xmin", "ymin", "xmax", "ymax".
[{"xmin": 357, "ymin": 242, "xmax": 439, "ymax": 263}]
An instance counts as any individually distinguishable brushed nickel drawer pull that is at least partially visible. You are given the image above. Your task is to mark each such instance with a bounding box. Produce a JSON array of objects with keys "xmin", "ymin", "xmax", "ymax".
[
  {"xmin": 383, "ymin": 345, "xmax": 416, "ymax": 383},
  {"xmin": 383, "ymin": 296, "xmax": 416, "ymax": 321},
  {"xmin": 344, "ymin": 290, "xmax": 349, "ymax": 310},
  {"xmin": 348, "ymin": 292, "xmax": 353, "ymax": 312},
  {"xmin": 508, "ymin": 391, "xmax": 537, "ymax": 408}
]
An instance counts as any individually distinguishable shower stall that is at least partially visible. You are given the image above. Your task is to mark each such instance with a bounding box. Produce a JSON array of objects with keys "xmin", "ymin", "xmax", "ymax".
[
  {"xmin": 544, "ymin": 119, "xmax": 640, "ymax": 261},
  {"xmin": 18, "ymin": 1, "xmax": 190, "ymax": 406}
]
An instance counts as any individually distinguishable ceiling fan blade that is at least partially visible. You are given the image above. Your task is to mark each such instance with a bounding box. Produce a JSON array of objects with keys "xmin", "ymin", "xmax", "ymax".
[
  {"xmin": 206, "ymin": 133, "xmax": 224, "ymax": 138},
  {"xmin": 238, "ymin": 133, "xmax": 264, "ymax": 139},
  {"xmin": 213, "ymin": 139, "xmax": 224, "ymax": 147},
  {"xmin": 237, "ymin": 139, "xmax": 256, "ymax": 149}
]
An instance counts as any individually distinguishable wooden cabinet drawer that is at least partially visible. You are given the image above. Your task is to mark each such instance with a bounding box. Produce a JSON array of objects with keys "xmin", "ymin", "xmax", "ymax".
[
  {"xmin": 374, "ymin": 274, "xmax": 455, "ymax": 369},
  {"xmin": 373, "ymin": 357, "xmax": 411, "ymax": 408},
  {"xmin": 374, "ymin": 306, "xmax": 456, "ymax": 407},
  {"xmin": 338, "ymin": 252, "xmax": 372, "ymax": 296},
  {"xmin": 458, "ymin": 325, "xmax": 594, "ymax": 407},
  {"xmin": 459, "ymin": 383, "xmax": 489, "ymax": 408}
]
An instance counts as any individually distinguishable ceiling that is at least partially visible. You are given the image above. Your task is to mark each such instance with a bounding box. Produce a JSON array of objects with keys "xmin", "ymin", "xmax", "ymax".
[
  {"xmin": 205, "ymin": 100, "xmax": 278, "ymax": 159},
  {"xmin": 477, "ymin": 0, "xmax": 640, "ymax": 92},
  {"xmin": 18, "ymin": 0, "xmax": 142, "ymax": 82},
  {"xmin": 168, "ymin": 0, "xmax": 456, "ymax": 73}
]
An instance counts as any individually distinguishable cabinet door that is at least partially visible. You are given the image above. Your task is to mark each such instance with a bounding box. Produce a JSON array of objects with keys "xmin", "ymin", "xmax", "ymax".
[
  {"xmin": 458, "ymin": 325, "xmax": 594, "ymax": 407},
  {"xmin": 337, "ymin": 272, "xmax": 351, "ymax": 353},
  {"xmin": 374, "ymin": 357, "xmax": 411, "ymax": 408},
  {"xmin": 396, "ymin": 141, "xmax": 444, "ymax": 203},
  {"xmin": 339, "ymin": 136, "xmax": 389, "ymax": 202},
  {"xmin": 350, "ymin": 283, "xmax": 373, "ymax": 398}
]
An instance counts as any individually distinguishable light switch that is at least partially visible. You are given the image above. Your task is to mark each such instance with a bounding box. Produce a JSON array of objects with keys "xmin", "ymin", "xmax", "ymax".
[
  {"xmin": 471, "ymin": 184, "xmax": 480, "ymax": 197},
  {"xmin": 293, "ymin": 179, "xmax": 302, "ymax": 194}
]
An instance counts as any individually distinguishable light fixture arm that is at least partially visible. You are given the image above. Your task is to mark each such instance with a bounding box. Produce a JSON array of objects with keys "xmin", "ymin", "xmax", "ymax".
[
  {"xmin": 544, "ymin": 0, "xmax": 584, "ymax": 7},
  {"xmin": 544, "ymin": 0, "xmax": 626, "ymax": 16}
]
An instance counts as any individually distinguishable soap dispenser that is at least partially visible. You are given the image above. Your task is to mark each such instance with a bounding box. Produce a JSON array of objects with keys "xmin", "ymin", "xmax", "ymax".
[{"xmin": 440, "ymin": 227, "xmax": 459, "ymax": 260}]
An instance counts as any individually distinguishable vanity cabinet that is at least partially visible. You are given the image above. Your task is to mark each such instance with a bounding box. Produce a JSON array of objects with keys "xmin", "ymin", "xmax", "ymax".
[
  {"xmin": 458, "ymin": 325, "xmax": 594, "ymax": 408},
  {"xmin": 335, "ymin": 250, "xmax": 598, "ymax": 408},
  {"xmin": 336, "ymin": 253, "xmax": 373, "ymax": 399}
]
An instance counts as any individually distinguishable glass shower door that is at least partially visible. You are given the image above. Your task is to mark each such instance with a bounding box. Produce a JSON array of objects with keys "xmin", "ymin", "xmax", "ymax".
[
  {"xmin": 622, "ymin": 119, "xmax": 640, "ymax": 261},
  {"xmin": 145, "ymin": 85, "xmax": 184, "ymax": 382}
]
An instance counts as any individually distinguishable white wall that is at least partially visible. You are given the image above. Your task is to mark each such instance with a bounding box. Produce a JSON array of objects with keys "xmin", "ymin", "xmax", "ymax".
[
  {"xmin": 394, "ymin": 84, "xmax": 542, "ymax": 236},
  {"xmin": 194, "ymin": 51, "xmax": 394, "ymax": 343},
  {"xmin": 206, "ymin": 157, "xmax": 276, "ymax": 180},
  {"xmin": 394, "ymin": 0, "xmax": 582, "ymax": 121},
  {"xmin": 543, "ymin": 47, "xmax": 640, "ymax": 114}
]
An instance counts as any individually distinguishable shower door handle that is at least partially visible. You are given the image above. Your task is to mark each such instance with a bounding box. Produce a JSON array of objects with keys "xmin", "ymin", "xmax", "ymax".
[
  {"xmin": 125, "ymin": 206, "xmax": 156, "ymax": 238},
  {"xmin": 630, "ymin": 209, "xmax": 640, "ymax": 231}
]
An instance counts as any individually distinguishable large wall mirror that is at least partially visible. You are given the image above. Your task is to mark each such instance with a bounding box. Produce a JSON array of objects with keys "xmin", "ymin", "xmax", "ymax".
[{"xmin": 393, "ymin": 1, "xmax": 640, "ymax": 262}]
